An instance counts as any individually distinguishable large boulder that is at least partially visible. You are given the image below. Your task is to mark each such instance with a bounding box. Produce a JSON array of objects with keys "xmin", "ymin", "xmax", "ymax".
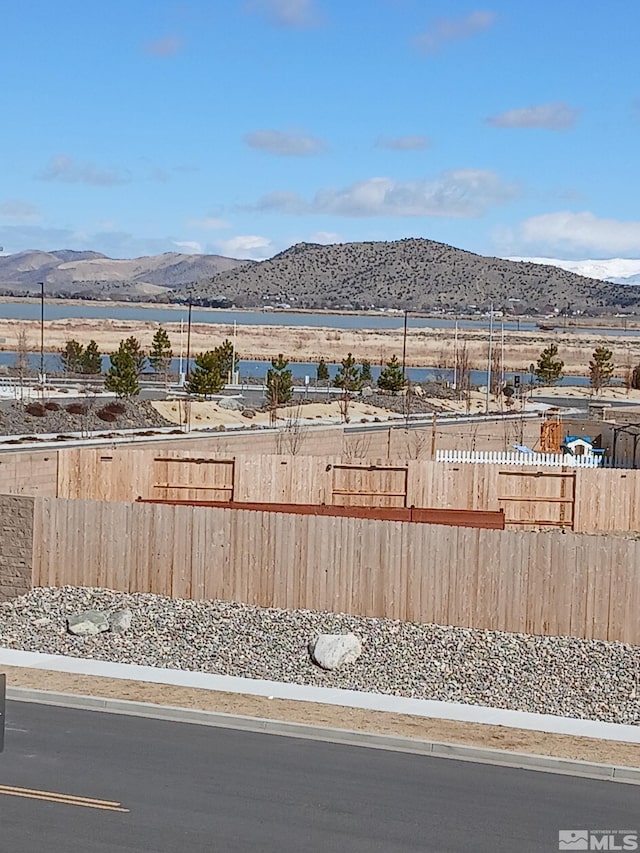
[
  {"xmin": 218, "ymin": 397, "xmax": 245, "ymax": 411},
  {"xmin": 310, "ymin": 633, "xmax": 362, "ymax": 670},
  {"xmin": 67, "ymin": 610, "xmax": 110, "ymax": 636},
  {"xmin": 109, "ymin": 609, "xmax": 132, "ymax": 633}
]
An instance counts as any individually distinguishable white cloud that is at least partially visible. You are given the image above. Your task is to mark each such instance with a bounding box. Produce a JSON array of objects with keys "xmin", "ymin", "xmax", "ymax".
[
  {"xmin": 309, "ymin": 231, "xmax": 342, "ymax": 244},
  {"xmin": 244, "ymin": 129, "xmax": 326, "ymax": 156},
  {"xmin": 186, "ymin": 217, "xmax": 230, "ymax": 230},
  {"xmin": 246, "ymin": 0, "xmax": 320, "ymax": 28},
  {"xmin": 486, "ymin": 101, "xmax": 579, "ymax": 131},
  {"xmin": 0, "ymin": 200, "xmax": 42, "ymax": 222},
  {"xmin": 143, "ymin": 36, "xmax": 184, "ymax": 57},
  {"xmin": 173, "ymin": 241, "xmax": 203, "ymax": 254},
  {"xmin": 216, "ymin": 235, "xmax": 274, "ymax": 259},
  {"xmin": 38, "ymin": 155, "xmax": 130, "ymax": 186},
  {"xmin": 256, "ymin": 169, "xmax": 517, "ymax": 218},
  {"xmin": 415, "ymin": 10, "xmax": 495, "ymax": 53},
  {"xmin": 500, "ymin": 211, "xmax": 640, "ymax": 257},
  {"xmin": 0, "ymin": 225, "xmax": 194, "ymax": 258},
  {"xmin": 375, "ymin": 135, "xmax": 431, "ymax": 151}
]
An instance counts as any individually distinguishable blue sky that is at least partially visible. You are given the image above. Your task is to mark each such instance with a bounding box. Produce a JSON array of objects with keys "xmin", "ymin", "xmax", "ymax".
[{"xmin": 1, "ymin": 0, "xmax": 638, "ymax": 261}]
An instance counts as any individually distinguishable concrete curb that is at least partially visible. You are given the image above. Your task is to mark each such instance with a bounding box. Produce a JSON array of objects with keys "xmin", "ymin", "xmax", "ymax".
[
  {"xmin": 1, "ymin": 647, "xmax": 639, "ymax": 744},
  {"xmin": 7, "ymin": 686, "xmax": 640, "ymax": 785}
]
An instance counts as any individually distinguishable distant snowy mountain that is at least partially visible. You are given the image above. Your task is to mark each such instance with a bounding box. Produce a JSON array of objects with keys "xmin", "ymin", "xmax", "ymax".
[{"xmin": 507, "ymin": 257, "xmax": 640, "ymax": 286}]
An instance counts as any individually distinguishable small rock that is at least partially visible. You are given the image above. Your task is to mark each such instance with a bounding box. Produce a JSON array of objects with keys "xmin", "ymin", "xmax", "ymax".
[
  {"xmin": 310, "ymin": 633, "xmax": 362, "ymax": 670},
  {"xmin": 241, "ymin": 409, "xmax": 256, "ymax": 419},
  {"xmin": 109, "ymin": 609, "xmax": 132, "ymax": 633},
  {"xmin": 67, "ymin": 610, "xmax": 110, "ymax": 636},
  {"xmin": 33, "ymin": 617, "xmax": 52, "ymax": 627},
  {"xmin": 361, "ymin": 386, "xmax": 374, "ymax": 397},
  {"xmin": 218, "ymin": 397, "xmax": 245, "ymax": 411}
]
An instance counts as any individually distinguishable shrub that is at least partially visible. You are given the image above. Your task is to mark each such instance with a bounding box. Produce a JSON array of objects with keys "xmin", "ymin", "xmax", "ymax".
[
  {"xmin": 96, "ymin": 408, "xmax": 118, "ymax": 422},
  {"xmin": 44, "ymin": 401, "xmax": 60, "ymax": 411},
  {"xmin": 25, "ymin": 402, "xmax": 46, "ymax": 417},
  {"xmin": 103, "ymin": 401, "xmax": 126, "ymax": 415},
  {"xmin": 66, "ymin": 402, "xmax": 87, "ymax": 415}
]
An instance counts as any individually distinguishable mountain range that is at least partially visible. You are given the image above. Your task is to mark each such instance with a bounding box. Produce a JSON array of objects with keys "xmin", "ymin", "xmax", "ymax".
[
  {"xmin": 2, "ymin": 241, "xmax": 640, "ymax": 314},
  {"xmin": 183, "ymin": 238, "xmax": 640, "ymax": 314},
  {"xmin": 0, "ymin": 249, "xmax": 248, "ymax": 298}
]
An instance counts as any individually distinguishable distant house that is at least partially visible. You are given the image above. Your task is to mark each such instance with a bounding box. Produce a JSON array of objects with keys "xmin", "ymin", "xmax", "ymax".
[{"xmin": 562, "ymin": 435, "xmax": 605, "ymax": 458}]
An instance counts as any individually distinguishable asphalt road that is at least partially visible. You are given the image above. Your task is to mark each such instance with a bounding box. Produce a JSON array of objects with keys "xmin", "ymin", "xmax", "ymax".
[{"xmin": 0, "ymin": 702, "xmax": 637, "ymax": 853}]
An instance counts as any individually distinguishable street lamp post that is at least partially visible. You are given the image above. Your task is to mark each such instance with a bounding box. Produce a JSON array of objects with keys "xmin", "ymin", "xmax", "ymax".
[
  {"xmin": 185, "ymin": 301, "xmax": 192, "ymax": 378},
  {"xmin": 401, "ymin": 309, "xmax": 408, "ymax": 377},
  {"xmin": 39, "ymin": 281, "xmax": 45, "ymax": 388}
]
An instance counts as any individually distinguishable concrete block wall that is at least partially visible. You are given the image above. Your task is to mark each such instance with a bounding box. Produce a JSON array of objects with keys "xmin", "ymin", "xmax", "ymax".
[{"xmin": 0, "ymin": 495, "xmax": 34, "ymax": 600}]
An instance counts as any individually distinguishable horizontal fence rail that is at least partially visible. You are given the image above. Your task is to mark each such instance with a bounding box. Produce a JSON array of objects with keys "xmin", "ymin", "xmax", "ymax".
[
  {"xmin": 136, "ymin": 497, "xmax": 506, "ymax": 529},
  {"xmin": 4, "ymin": 447, "xmax": 640, "ymax": 532}
]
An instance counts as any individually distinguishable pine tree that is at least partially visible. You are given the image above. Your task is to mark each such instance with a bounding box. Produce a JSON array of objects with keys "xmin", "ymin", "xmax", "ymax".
[
  {"xmin": 334, "ymin": 353, "xmax": 362, "ymax": 391},
  {"xmin": 360, "ymin": 360, "xmax": 373, "ymax": 385},
  {"xmin": 81, "ymin": 340, "xmax": 102, "ymax": 375},
  {"xmin": 377, "ymin": 355, "xmax": 406, "ymax": 393},
  {"xmin": 534, "ymin": 343, "xmax": 564, "ymax": 385},
  {"xmin": 631, "ymin": 365, "xmax": 640, "ymax": 390},
  {"xmin": 121, "ymin": 336, "xmax": 147, "ymax": 375},
  {"xmin": 186, "ymin": 351, "xmax": 224, "ymax": 396},
  {"xmin": 214, "ymin": 339, "xmax": 235, "ymax": 382},
  {"xmin": 316, "ymin": 358, "xmax": 330, "ymax": 382},
  {"xmin": 104, "ymin": 340, "xmax": 140, "ymax": 397},
  {"xmin": 589, "ymin": 345, "xmax": 614, "ymax": 393},
  {"xmin": 266, "ymin": 354, "xmax": 294, "ymax": 417},
  {"xmin": 60, "ymin": 339, "xmax": 85, "ymax": 373},
  {"xmin": 149, "ymin": 327, "xmax": 173, "ymax": 385}
]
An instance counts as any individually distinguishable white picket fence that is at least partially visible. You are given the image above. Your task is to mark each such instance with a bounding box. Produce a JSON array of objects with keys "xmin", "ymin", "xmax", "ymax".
[{"xmin": 435, "ymin": 449, "xmax": 607, "ymax": 468}]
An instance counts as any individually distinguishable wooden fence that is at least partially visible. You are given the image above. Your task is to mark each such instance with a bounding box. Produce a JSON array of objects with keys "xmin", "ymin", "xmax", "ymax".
[
  {"xmin": 3, "ymin": 445, "xmax": 640, "ymax": 532},
  {"xmin": 31, "ymin": 497, "xmax": 640, "ymax": 644}
]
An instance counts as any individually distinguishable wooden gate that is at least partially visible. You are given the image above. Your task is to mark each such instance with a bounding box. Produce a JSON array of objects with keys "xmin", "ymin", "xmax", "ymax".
[
  {"xmin": 497, "ymin": 469, "xmax": 576, "ymax": 529},
  {"xmin": 330, "ymin": 464, "xmax": 408, "ymax": 508},
  {"xmin": 151, "ymin": 457, "xmax": 235, "ymax": 503}
]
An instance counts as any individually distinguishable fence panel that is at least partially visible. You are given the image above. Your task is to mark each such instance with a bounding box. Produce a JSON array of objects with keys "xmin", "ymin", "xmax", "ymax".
[{"xmin": 30, "ymin": 497, "xmax": 640, "ymax": 645}]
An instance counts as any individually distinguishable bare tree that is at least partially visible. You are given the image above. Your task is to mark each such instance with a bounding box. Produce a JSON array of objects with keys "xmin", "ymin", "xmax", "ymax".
[
  {"xmin": 456, "ymin": 342, "xmax": 472, "ymax": 413},
  {"xmin": 343, "ymin": 432, "xmax": 372, "ymax": 460},
  {"xmin": 406, "ymin": 427, "xmax": 429, "ymax": 459},
  {"xmin": 275, "ymin": 404, "xmax": 308, "ymax": 455},
  {"xmin": 14, "ymin": 328, "xmax": 31, "ymax": 399},
  {"xmin": 490, "ymin": 343, "xmax": 502, "ymax": 396}
]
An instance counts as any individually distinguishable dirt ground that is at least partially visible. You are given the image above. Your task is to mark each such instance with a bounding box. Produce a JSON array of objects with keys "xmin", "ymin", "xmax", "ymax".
[{"xmin": 3, "ymin": 666, "xmax": 637, "ymax": 767}]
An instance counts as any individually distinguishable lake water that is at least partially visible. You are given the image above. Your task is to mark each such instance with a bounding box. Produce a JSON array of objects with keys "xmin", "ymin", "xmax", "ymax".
[
  {"xmin": 1, "ymin": 299, "xmax": 638, "ymax": 336},
  {"xmin": 0, "ymin": 351, "xmax": 596, "ymax": 387}
]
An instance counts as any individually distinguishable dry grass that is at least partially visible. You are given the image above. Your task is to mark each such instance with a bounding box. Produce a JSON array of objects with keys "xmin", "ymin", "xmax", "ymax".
[{"xmin": 3, "ymin": 318, "xmax": 640, "ymax": 375}]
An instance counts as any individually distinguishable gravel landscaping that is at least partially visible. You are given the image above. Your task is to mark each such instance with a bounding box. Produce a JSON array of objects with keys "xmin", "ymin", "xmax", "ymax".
[
  {"xmin": 1, "ymin": 586, "xmax": 638, "ymax": 726},
  {"xmin": 0, "ymin": 399, "xmax": 174, "ymax": 435}
]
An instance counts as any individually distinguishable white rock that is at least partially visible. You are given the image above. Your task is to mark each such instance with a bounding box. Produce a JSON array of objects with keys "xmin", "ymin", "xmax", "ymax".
[
  {"xmin": 67, "ymin": 610, "xmax": 109, "ymax": 636},
  {"xmin": 310, "ymin": 633, "xmax": 362, "ymax": 670},
  {"xmin": 110, "ymin": 609, "xmax": 132, "ymax": 633},
  {"xmin": 218, "ymin": 397, "xmax": 245, "ymax": 411}
]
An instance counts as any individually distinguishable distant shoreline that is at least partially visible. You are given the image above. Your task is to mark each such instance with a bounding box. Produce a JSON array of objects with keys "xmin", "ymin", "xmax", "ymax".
[{"xmin": 1, "ymin": 294, "xmax": 640, "ymax": 331}]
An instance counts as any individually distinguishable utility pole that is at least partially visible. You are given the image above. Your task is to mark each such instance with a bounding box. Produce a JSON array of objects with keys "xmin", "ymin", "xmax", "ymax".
[
  {"xmin": 232, "ymin": 319, "xmax": 237, "ymax": 384},
  {"xmin": 401, "ymin": 309, "xmax": 408, "ymax": 377},
  {"xmin": 485, "ymin": 303, "xmax": 494, "ymax": 414},
  {"xmin": 452, "ymin": 319, "xmax": 458, "ymax": 389},
  {"xmin": 185, "ymin": 302, "xmax": 192, "ymax": 378},
  {"xmin": 39, "ymin": 281, "xmax": 45, "ymax": 390}
]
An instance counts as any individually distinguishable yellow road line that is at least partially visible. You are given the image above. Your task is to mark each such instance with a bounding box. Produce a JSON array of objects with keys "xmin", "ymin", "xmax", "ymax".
[{"xmin": 0, "ymin": 783, "xmax": 129, "ymax": 812}]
